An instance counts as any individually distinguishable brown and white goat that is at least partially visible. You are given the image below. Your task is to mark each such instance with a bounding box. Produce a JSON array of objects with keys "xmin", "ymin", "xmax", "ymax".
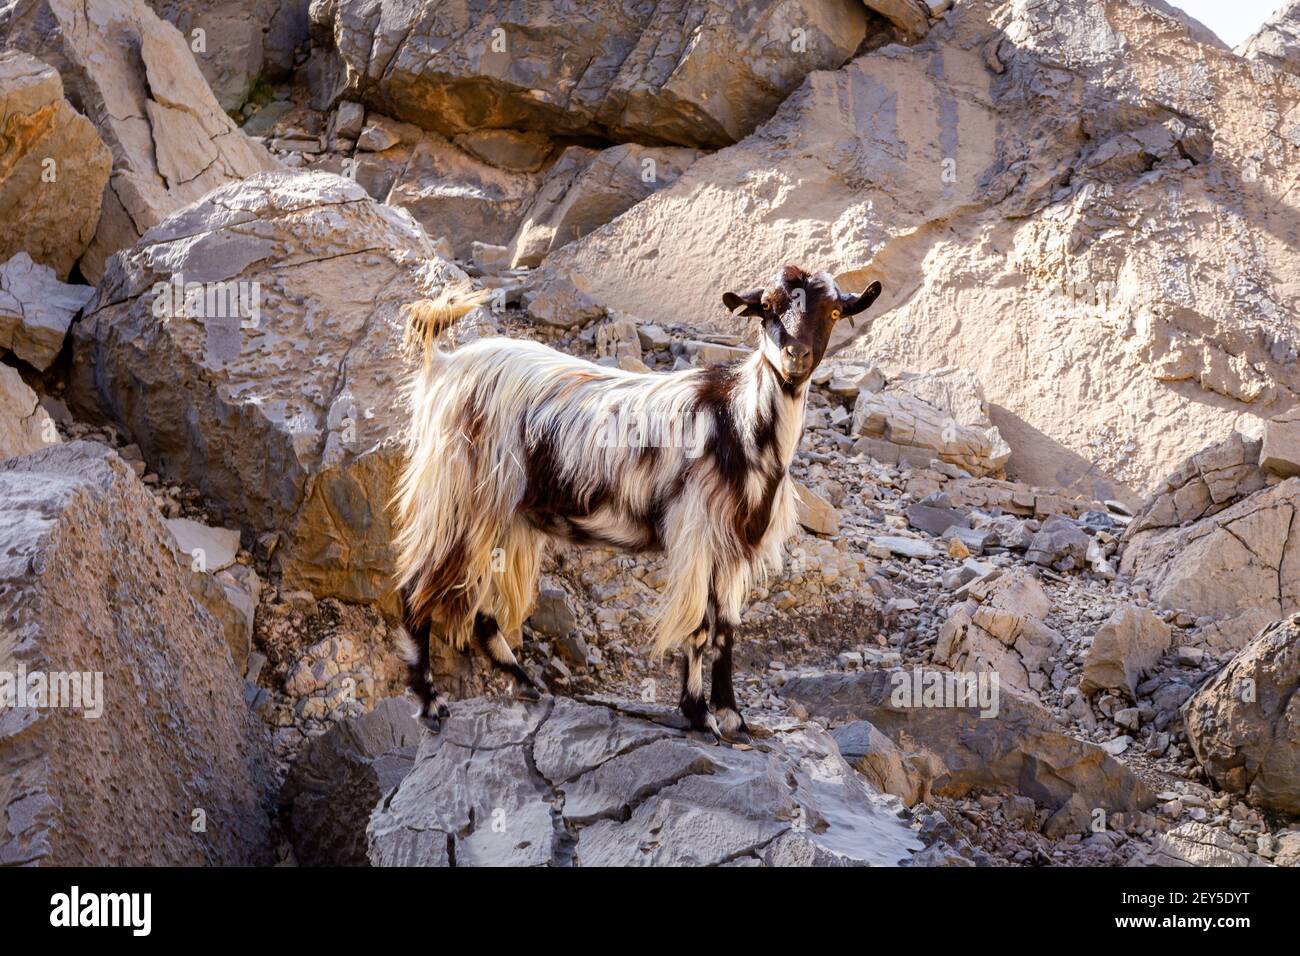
[{"xmin": 393, "ymin": 266, "xmax": 882, "ymax": 739}]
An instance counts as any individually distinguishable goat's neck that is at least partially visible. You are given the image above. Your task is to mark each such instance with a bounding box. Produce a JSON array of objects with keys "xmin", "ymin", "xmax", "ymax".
[{"xmin": 737, "ymin": 350, "xmax": 809, "ymax": 471}]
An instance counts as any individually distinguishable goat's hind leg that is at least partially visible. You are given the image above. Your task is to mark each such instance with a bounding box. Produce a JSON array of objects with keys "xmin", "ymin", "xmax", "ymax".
[
  {"xmin": 399, "ymin": 586, "xmax": 451, "ymax": 732},
  {"xmin": 474, "ymin": 612, "xmax": 544, "ymax": 701}
]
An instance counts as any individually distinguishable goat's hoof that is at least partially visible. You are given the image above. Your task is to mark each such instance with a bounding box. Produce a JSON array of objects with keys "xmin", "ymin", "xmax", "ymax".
[
  {"xmin": 715, "ymin": 707, "xmax": 751, "ymax": 745},
  {"xmin": 515, "ymin": 684, "xmax": 542, "ymax": 702},
  {"xmin": 418, "ymin": 713, "xmax": 444, "ymax": 734}
]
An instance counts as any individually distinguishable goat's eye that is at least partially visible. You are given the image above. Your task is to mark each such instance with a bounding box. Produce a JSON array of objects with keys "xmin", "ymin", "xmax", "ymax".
[{"xmin": 831, "ymin": 309, "xmax": 841, "ymax": 321}]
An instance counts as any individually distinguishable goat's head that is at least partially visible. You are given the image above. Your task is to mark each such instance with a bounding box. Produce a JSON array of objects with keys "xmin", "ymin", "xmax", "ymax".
[{"xmin": 723, "ymin": 266, "xmax": 882, "ymax": 387}]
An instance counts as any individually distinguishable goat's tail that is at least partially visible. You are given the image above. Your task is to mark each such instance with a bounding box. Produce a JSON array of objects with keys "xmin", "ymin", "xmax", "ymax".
[{"xmin": 402, "ymin": 283, "xmax": 492, "ymax": 366}]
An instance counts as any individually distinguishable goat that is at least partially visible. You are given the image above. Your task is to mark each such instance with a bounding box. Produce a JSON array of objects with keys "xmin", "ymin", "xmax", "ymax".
[{"xmin": 393, "ymin": 266, "xmax": 882, "ymax": 740}]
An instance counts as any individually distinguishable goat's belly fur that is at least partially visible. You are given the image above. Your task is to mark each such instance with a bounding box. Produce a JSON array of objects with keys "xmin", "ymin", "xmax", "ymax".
[{"xmin": 394, "ymin": 335, "xmax": 801, "ymax": 655}]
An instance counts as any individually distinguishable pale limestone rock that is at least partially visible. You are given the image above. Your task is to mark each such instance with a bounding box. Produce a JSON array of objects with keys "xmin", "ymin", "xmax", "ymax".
[
  {"xmin": 367, "ymin": 696, "xmax": 930, "ymax": 867},
  {"xmin": 795, "ymin": 481, "xmax": 840, "ymax": 536},
  {"xmin": 1184, "ymin": 614, "xmax": 1300, "ymax": 815},
  {"xmin": 1260, "ymin": 410, "xmax": 1300, "ymax": 477},
  {"xmin": 69, "ymin": 170, "xmax": 463, "ymax": 602},
  {"xmin": 0, "ymin": 253, "xmax": 93, "ymax": 370},
  {"xmin": 0, "ymin": 363, "xmax": 58, "ymax": 460},
  {"xmin": 935, "ymin": 569, "xmax": 1062, "ymax": 696},
  {"xmin": 385, "ymin": 131, "xmax": 541, "ymax": 258},
  {"xmin": 313, "ymin": 0, "xmax": 870, "ymax": 149},
  {"xmin": 506, "ymin": 144, "xmax": 700, "ymax": 269},
  {"xmin": 0, "ymin": 52, "xmax": 111, "ymax": 278},
  {"xmin": 0, "ymin": 442, "xmax": 274, "ymax": 864},
  {"xmin": 1080, "ymin": 605, "xmax": 1173, "ymax": 698},
  {"xmin": 1237, "ymin": 1, "xmax": 1300, "ymax": 75},
  {"xmin": 1122, "ymin": 454, "xmax": 1300, "ymax": 651},
  {"xmin": 852, "ymin": 388, "xmax": 1010, "ymax": 478},
  {"xmin": 1, "ymin": 0, "xmax": 278, "ymax": 282},
  {"xmin": 165, "ymin": 518, "xmax": 240, "ymax": 572}
]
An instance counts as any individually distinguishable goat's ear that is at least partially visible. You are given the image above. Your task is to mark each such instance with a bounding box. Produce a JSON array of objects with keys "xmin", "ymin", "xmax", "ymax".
[
  {"xmin": 840, "ymin": 280, "xmax": 882, "ymax": 318},
  {"xmin": 723, "ymin": 289, "xmax": 765, "ymax": 318}
]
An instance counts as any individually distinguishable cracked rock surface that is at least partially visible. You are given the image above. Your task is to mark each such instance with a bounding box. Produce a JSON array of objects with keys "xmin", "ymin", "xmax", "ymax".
[
  {"xmin": 366, "ymin": 696, "xmax": 933, "ymax": 867},
  {"xmin": 312, "ymin": 0, "xmax": 870, "ymax": 149},
  {"xmin": 0, "ymin": 0, "xmax": 278, "ymax": 281},
  {"xmin": 0, "ymin": 51, "xmax": 111, "ymax": 278},
  {"xmin": 0, "ymin": 442, "xmax": 275, "ymax": 865},
  {"xmin": 69, "ymin": 169, "xmax": 465, "ymax": 601}
]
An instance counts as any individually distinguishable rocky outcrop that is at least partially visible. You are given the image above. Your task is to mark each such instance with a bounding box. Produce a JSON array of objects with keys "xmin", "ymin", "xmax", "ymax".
[
  {"xmin": 852, "ymin": 387, "xmax": 1010, "ymax": 478},
  {"xmin": 1129, "ymin": 821, "xmax": 1273, "ymax": 867},
  {"xmin": 506, "ymin": 144, "xmax": 700, "ymax": 269},
  {"xmin": 530, "ymin": 0, "xmax": 1300, "ymax": 498},
  {"xmin": 0, "ymin": 51, "xmax": 111, "ymax": 278},
  {"xmin": 1080, "ymin": 605, "xmax": 1173, "ymax": 699},
  {"xmin": 0, "ymin": 362, "xmax": 57, "ymax": 460},
  {"xmin": 0, "ymin": 252, "xmax": 93, "ymax": 370},
  {"xmin": 1126, "ymin": 432, "xmax": 1266, "ymax": 534},
  {"xmin": 69, "ymin": 170, "xmax": 462, "ymax": 602},
  {"xmin": 0, "ymin": 442, "xmax": 274, "ymax": 865},
  {"xmin": 1183, "ymin": 614, "xmax": 1300, "ymax": 815},
  {"xmin": 384, "ymin": 130, "xmax": 541, "ymax": 258},
  {"xmin": 311, "ymin": 0, "xmax": 870, "ymax": 149},
  {"xmin": 1121, "ymin": 454, "xmax": 1300, "ymax": 651},
  {"xmin": 282, "ymin": 696, "xmax": 421, "ymax": 866},
  {"xmin": 367, "ymin": 696, "xmax": 934, "ymax": 867},
  {"xmin": 934, "ymin": 569, "xmax": 1062, "ymax": 697},
  {"xmin": 781, "ymin": 669, "xmax": 1155, "ymax": 822},
  {"xmin": 1237, "ymin": 1, "xmax": 1300, "ymax": 75},
  {"xmin": 147, "ymin": 0, "xmax": 311, "ymax": 111},
  {"xmin": 0, "ymin": 0, "xmax": 278, "ymax": 282}
]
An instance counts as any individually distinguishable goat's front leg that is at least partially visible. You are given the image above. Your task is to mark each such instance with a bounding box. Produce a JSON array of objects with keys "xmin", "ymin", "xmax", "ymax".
[
  {"xmin": 679, "ymin": 623, "xmax": 722, "ymax": 739},
  {"xmin": 709, "ymin": 618, "xmax": 751, "ymax": 744}
]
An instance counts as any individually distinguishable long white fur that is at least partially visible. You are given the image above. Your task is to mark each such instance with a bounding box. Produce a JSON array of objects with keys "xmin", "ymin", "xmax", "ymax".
[{"xmin": 394, "ymin": 290, "xmax": 803, "ymax": 658}]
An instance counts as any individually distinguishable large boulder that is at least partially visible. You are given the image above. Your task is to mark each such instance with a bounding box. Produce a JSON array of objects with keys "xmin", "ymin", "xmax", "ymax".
[
  {"xmin": 934, "ymin": 569, "xmax": 1062, "ymax": 697},
  {"xmin": 506, "ymin": 143, "xmax": 700, "ymax": 269},
  {"xmin": 383, "ymin": 130, "xmax": 541, "ymax": 258},
  {"xmin": 69, "ymin": 170, "xmax": 463, "ymax": 602},
  {"xmin": 530, "ymin": 0, "xmax": 1300, "ymax": 498},
  {"xmin": 851, "ymin": 388, "xmax": 1010, "ymax": 477},
  {"xmin": 147, "ymin": 0, "xmax": 312, "ymax": 111},
  {"xmin": 282, "ymin": 696, "xmax": 421, "ymax": 866},
  {"xmin": 1121, "ymin": 473, "xmax": 1300, "ymax": 652},
  {"xmin": 0, "ymin": 0, "xmax": 278, "ymax": 282},
  {"xmin": 311, "ymin": 0, "xmax": 870, "ymax": 148},
  {"xmin": 1079, "ymin": 604, "xmax": 1173, "ymax": 699},
  {"xmin": 1237, "ymin": 1, "xmax": 1300, "ymax": 75},
  {"xmin": 0, "ymin": 252, "xmax": 93, "ymax": 370},
  {"xmin": 1125, "ymin": 432, "xmax": 1266, "ymax": 535},
  {"xmin": 0, "ymin": 442, "xmax": 275, "ymax": 865},
  {"xmin": 1183, "ymin": 614, "xmax": 1300, "ymax": 815},
  {"xmin": 0, "ymin": 51, "xmax": 111, "ymax": 278},
  {"xmin": 781, "ymin": 669, "xmax": 1155, "ymax": 819},
  {"xmin": 367, "ymin": 696, "xmax": 933, "ymax": 867},
  {"xmin": 0, "ymin": 363, "xmax": 58, "ymax": 460}
]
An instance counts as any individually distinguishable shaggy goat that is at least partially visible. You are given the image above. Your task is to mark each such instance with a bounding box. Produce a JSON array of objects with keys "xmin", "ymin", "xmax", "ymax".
[{"xmin": 394, "ymin": 266, "xmax": 882, "ymax": 739}]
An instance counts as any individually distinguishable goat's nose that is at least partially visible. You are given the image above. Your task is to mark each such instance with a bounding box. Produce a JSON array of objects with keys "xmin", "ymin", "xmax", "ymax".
[{"xmin": 783, "ymin": 343, "xmax": 811, "ymax": 366}]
